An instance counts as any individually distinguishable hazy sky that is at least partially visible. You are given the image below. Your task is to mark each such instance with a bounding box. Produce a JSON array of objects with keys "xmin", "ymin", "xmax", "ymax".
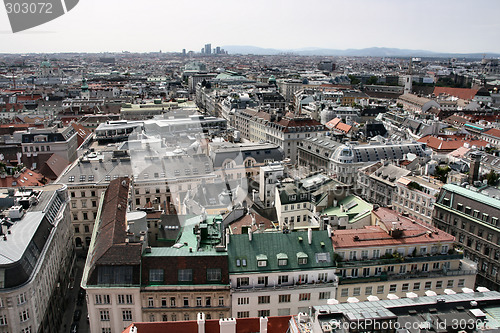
[{"xmin": 1, "ymin": 0, "xmax": 499, "ymax": 54}]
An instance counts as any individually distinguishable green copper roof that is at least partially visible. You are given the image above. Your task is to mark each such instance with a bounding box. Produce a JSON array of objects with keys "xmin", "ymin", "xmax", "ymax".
[
  {"xmin": 321, "ymin": 195, "xmax": 373, "ymax": 223},
  {"xmin": 227, "ymin": 230, "xmax": 334, "ymax": 273},
  {"xmin": 442, "ymin": 184, "xmax": 500, "ymax": 210}
]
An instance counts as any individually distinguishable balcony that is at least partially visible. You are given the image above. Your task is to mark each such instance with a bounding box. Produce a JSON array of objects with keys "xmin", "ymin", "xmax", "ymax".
[
  {"xmin": 386, "ymin": 268, "xmax": 477, "ymax": 281},
  {"xmin": 339, "ymin": 252, "xmax": 464, "ymax": 268},
  {"xmin": 339, "ymin": 273, "xmax": 388, "ymax": 285},
  {"xmin": 231, "ymin": 280, "xmax": 338, "ymax": 292}
]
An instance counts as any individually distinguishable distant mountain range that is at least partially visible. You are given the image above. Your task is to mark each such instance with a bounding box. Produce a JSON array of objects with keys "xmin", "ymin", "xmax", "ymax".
[{"xmin": 222, "ymin": 45, "xmax": 500, "ymax": 58}]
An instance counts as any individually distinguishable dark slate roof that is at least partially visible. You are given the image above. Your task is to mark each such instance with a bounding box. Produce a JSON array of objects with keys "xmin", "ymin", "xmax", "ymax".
[
  {"xmin": 227, "ymin": 230, "xmax": 334, "ymax": 274},
  {"xmin": 209, "ymin": 142, "xmax": 284, "ymax": 168}
]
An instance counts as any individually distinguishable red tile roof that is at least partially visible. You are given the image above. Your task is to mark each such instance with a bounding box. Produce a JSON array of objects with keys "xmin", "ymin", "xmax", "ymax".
[
  {"xmin": 325, "ymin": 118, "xmax": 341, "ymax": 130},
  {"xmin": 484, "ymin": 128, "xmax": 500, "ymax": 139},
  {"xmin": 331, "ymin": 208, "xmax": 454, "ymax": 249},
  {"xmin": 122, "ymin": 316, "xmax": 291, "ymax": 333},
  {"xmin": 229, "ymin": 213, "xmax": 273, "ymax": 234},
  {"xmin": 335, "ymin": 122, "xmax": 352, "ymax": 134},
  {"xmin": 418, "ymin": 135, "xmax": 488, "ymax": 152},
  {"xmin": 0, "ymin": 168, "xmax": 45, "ymax": 187},
  {"xmin": 433, "ymin": 87, "xmax": 479, "ymax": 100}
]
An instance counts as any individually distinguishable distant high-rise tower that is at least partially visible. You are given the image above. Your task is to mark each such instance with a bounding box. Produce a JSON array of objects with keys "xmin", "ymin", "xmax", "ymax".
[
  {"xmin": 216, "ymin": 46, "xmax": 221, "ymax": 54},
  {"xmin": 205, "ymin": 43, "xmax": 211, "ymax": 55},
  {"xmin": 182, "ymin": 49, "xmax": 186, "ymax": 55},
  {"xmin": 403, "ymin": 58, "xmax": 413, "ymax": 94}
]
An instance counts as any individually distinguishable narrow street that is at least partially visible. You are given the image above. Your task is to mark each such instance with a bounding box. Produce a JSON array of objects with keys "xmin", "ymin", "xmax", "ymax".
[{"xmin": 59, "ymin": 255, "xmax": 90, "ymax": 333}]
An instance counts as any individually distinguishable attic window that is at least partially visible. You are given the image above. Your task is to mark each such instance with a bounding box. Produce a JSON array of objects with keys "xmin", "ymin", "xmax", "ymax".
[
  {"xmin": 297, "ymin": 252, "xmax": 308, "ymax": 265},
  {"xmin": 68, "ymin": 176, "xmax": 75, "ymax": 182},
  {"xmin": 256, "ymin": 254, "xmax": 267, "ymax": 267},
  {"xmin": 277, "ymin": 253, "xmax": 288, "ymax": 266},
  {"xmin": 316, "ymin": 252, "xmax": 330, "ymax": 263}
]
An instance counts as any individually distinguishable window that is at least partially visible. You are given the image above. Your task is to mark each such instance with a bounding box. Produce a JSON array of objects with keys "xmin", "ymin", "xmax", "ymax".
[
  {"xmin": 100, "ymin": 310, "xmax": 109, "ymax": 321},
  {"xmin": 258, "ymin": 276, "xmax": 268, "ymax": 285},
  {"xmin": 184, "ymin": 297, "xmax": 189, "ymax": 307},
  {"xmin": 122, "ymin": 310, "xmax": 132, "ymax": 321},
  {"xmin": 147, "ymin": 297, "xmax": 154, "ymax": 307},
  {"xmin": 389, "ymin": 284, "xmax": 397, "ymax": 293},
  {"xmin": 447, "ymin": 280, "xmax": 454, "ymax": 288},
  {"xmin": 458, "ymin": 279, "xmax": 465, "ymax": 287},
  {"xmin": 0, "ymin": 314, "xmax": 6, "ymax": 326},
  {"xmin": 207, "ymin": 268, "xmax": 221, "ymax": 282},
  {"xmin": 21, "ymin": 327, "xmax": 31, "ymax": 333},
  {"xmin": 318, "ymin": 272, "xmax": 328, "ymax": 282},
  {"xmin": 258, "ymin": 296, "xmax": 270, "ymax": 304},
  {"xmin": 20, "ymin": 309, "xmax": 29, "ymax": 322},
  {"xmin": 237, "ymin": 277, "xmax": 249, "ymax": 287},
  {"xmin": 278, "ymin": 259, "xmax": 288, "ymax": 266},
  {"xmin": 319, "ymin": 292, "xmax": 331, "ymax": 300},
  {"xmin": 258, "ymin": 310, "xmax": 270, "ymax": 317},
  {"xmin": 341, "ymin": 288, "xmax": 348, "ymax": 297},
  {"xmin": 425, "ymin": 281, "xmax": 432, "ymax": 290},
  {"xmin": 413, "ymin": 282, "xmax": 420, "ymax": 291},
  {"xmin": 161, "ymin": 297, "xmax": 167, "ymax": 307},
  {"xmin": 353, "ymin": 287, "xmax": 360, "ymax": 296},
  {"xmin": 218, "ymin": 297, "xmax": 224, "ymax": 306},
  {"xmin": 315, "ymin": 252, "xmax": 330, "ymax": 263},
  {"xmin": 205, "ymin": 297, "xmax": 211, "ymax": 307},
  {"xmin": 178, "ymin": 269, "xmax": 193, "ymax": 282},
  {"xmin": 402, "ymin": 283, "xmax": 409, "ymax": 292},
  {"xmin": 377, "ymin": 286, "xmax": 384, "ymax": 294},
  {"xmin": 237, "ymin": 297, "xmax": 249, "ymax": 305},
  {"xmin": 95, "ymin": 295, "xmax": 110, "ymax": 304},
  {"xmin": 170, "ymin": 297, "xmax": 176, "ymax": 307},
  {"xmin": 118, "ymin": 295, "xmax": 125, "ymax": 304},
  {"xmin": 237, "ymin": 311, "xmax": 250, "ymax": 318},
  {"xmin": 278, "ymin": 275, "xmax": 288, "ymax": 284},
  {"xmin": 184, "ymin": 313, "xmax": 190, "ymax": 321},
  {"xmin": 436, "ymin": 281, "xmax": 443, "ymax": 289},
  {"xmin": 149, "ymin": 269, "xmax": 164, "ymax": 282},
  {"xmin": 17, "ymin": 292, "xmax": 26, "ymax": 305},
  {"xmin": 196, "ymin": 297, "xmax": 202, "ymax": 307},
  {"xmin": 365, "ymin": 286, "xmax": 372, "ymax": 295},
  {"xmin": 68, "ymin": 176, "xmax": 75, "ymax": 182}
]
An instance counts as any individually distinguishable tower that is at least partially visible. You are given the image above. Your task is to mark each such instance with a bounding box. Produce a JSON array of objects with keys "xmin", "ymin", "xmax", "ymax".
[
  {"xmin": 469, "ymin": 151, "xmax": 482, "ymax": 185},
  {"xmin": 403, "ymin": 58, "xmax": 413, "ymax": 94},
  {"xmin": 81, "ymin": 77, "xmax": 90, "ymax": 100}
]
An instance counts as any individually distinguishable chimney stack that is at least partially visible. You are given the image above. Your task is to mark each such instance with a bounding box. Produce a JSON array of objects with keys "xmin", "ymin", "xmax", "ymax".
[
  {"xmin": 260, "ymin": 317, "xmax": 268, "ymax": 333},
  {"xmin": 469, "ymin": 151, "xmax": 481, "ymax": 185},
  {"xmin": 248, "ymin": 228, "xmax": 253, "ymax": 242},
  {"xmin": 308, "ymin": 228, "xmax": 312, "ymax": 245}
]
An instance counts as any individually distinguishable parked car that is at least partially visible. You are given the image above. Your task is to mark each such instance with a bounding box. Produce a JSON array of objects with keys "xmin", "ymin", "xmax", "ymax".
[{"xmin": 73, "ymin": 310, "xmax": 81, "ymax": 322}]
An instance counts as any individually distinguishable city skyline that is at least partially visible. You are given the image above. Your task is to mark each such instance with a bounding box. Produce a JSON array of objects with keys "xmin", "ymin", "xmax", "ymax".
[{"xmin": 0, "ymin": 0, "xmax": 499, "ymax": 54}]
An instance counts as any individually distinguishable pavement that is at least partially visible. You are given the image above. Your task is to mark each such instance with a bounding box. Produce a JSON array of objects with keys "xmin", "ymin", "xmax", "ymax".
[{"xmin": 59, "ymin": 255, "xmax": 90, "ymax": 333}]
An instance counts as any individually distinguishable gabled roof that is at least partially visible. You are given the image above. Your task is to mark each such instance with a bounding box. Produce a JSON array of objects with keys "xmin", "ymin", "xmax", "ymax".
[
  {"xmin": 227, "ymin": 231, "xmax": 334, "ymax": 273},
  {"xmin": 484, "ymin": 128, "xmax": 500, "ymax": 139},
  {"xmin": 433, "ymin": 87, "xmax": 479, "ymax": 100},
  {"xmin": 91, "ymin": 177, "xmax": 142, "ymax": 266}
]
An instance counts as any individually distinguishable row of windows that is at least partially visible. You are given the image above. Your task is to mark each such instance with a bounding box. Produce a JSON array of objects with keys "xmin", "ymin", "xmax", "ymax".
[
  {"xmin": 453, "ymin": 202, "xmax": 499, "ymax": 225},
  {"xmin": 338, "ymin": 261, "xmax": 451, "ymax": 278},
  {"xmin": 339, "ymin": 244, "xmax": 449, "ymax": 260},
  {"xmin": 149, "ymin": 268, "xmax": 221, "ymax": 283},
  {"xmin": 340, "ymin": 279, "xmax": 465, "ymax": 297},
  {"xmin": 24, "ymin": 145, "xmax": 51, "ymax": 152},
  {"xmin": 237, "ymin": 292, "xmax": 330, "ymax": 306},
  {"xmin": 147, "ymin": 296, "xmax": 225, "ymax": 308},
  {"xmin": 235, "ymin": 272, "xmax": 326, "ymax": 287},
  {"xmin": 95, "ymin": 294, "xmax": 133, "ymax": 305},
  {"xmin": 98, "ymin": 309, "xmax": 136, "ymax": 322},
  {"xmin": 147, "ymin": 312, "xmax": 224, "ymax": 322}
]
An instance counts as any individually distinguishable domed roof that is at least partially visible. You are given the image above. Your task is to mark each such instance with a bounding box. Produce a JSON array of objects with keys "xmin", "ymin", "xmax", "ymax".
[{"xmin": 268, "ymin": 75, "xmax": 276, "ymax": 83}]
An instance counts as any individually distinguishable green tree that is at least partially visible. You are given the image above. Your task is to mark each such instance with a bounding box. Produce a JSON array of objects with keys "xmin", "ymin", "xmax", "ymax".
[
  {"xmin": 348, "ymin": 75, "xmax": 360, "ymax": 85},
  {"xmin": 485, "ymin": 170, "xmax": 499, "ymax": 185},
  {"xmin": 434, "ymin": 165, "xmax": 451, "ymax": 183},
  {"xmin": 367, "ymin": 76, "xmax": 378, "ymax": 85}
]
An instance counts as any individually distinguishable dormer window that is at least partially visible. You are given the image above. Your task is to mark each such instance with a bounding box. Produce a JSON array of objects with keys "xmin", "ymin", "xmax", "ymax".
[
  {"xmin": 297, "ymin": 252, "xmax": 308, "ymax": 265},
  {"xmin": 256, "ymin": 254, "xmax": 267, "ymax": 267},
  {"xmin": 277, "ymin": 253, "xmax": 288, "ymax": 266}
]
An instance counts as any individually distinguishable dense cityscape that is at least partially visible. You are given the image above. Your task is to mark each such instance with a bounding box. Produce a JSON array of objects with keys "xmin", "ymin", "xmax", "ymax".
[{"xmin": 1, "ymin": 44, "xmax": 500, "ymax": 333}]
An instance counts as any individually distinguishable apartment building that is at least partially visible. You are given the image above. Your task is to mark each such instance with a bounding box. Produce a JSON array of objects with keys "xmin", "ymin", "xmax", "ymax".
[
  {"xmin": 227, "ymin": 230, "xmax": 337, "ymax": 318},
  {"xmin": 357, "ymin": 162, "xmax": 410, "ymax": 207},
  {"xmin": 57, "ymin": 141, "xmax": 216, "ymax": 250},
  {"xmin": 0, "ymin": 184, "xmax": 73, "ymax": 333},
  {"xmin": 18, "ymin": 125, "xmax": 79, "ymax": 163},
  {"xmin": 333, "ymin": 208, "xmax": 476, "ymax": 303},
  {"xmin": 329, "ymin": 140, "xmax": 430, "ymax": 185},
  {"xmin": 433, "ymin": 183, "xmax": 500, "ymax": 291},
  {"xmin": 83, "ymin": 178, "xmax": 231, "ymax": 332},
  {"xmin": 275, "ymin": 173, "xmax": 348, "ymax": 230},
  {"xmin": 393, "ymin": 175, "xmax": 443, "ymax": 225}
]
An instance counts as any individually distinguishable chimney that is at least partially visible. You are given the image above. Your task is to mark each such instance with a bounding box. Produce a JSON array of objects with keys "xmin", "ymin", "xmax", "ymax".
[
  {"xmin": 327, "ymin": 224, "xmax": 332, "ymax": 237},
  {"xmin": 197, "ymin": 313, "xmax": 205, "ymax": 333},
  {"xmin": 248, "ymin": 228, "xmax": 252, "ymax": 242},
  {"xmin": 219, "ymin": 318, "xmax": 236, "ymax": 333},
  {"xmin": 260, "ymin": 317, "xmax": 268, "ymax": 333},
  {"xmin": 308, "ymin": 228, "xmax": 312, "ymax": 245}
]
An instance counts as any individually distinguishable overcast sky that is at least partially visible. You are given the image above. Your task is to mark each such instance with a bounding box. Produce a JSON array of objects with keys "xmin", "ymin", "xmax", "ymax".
[{"xmin": 1, "ymin": 0, "xmax": 499, "ymax": 54}]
